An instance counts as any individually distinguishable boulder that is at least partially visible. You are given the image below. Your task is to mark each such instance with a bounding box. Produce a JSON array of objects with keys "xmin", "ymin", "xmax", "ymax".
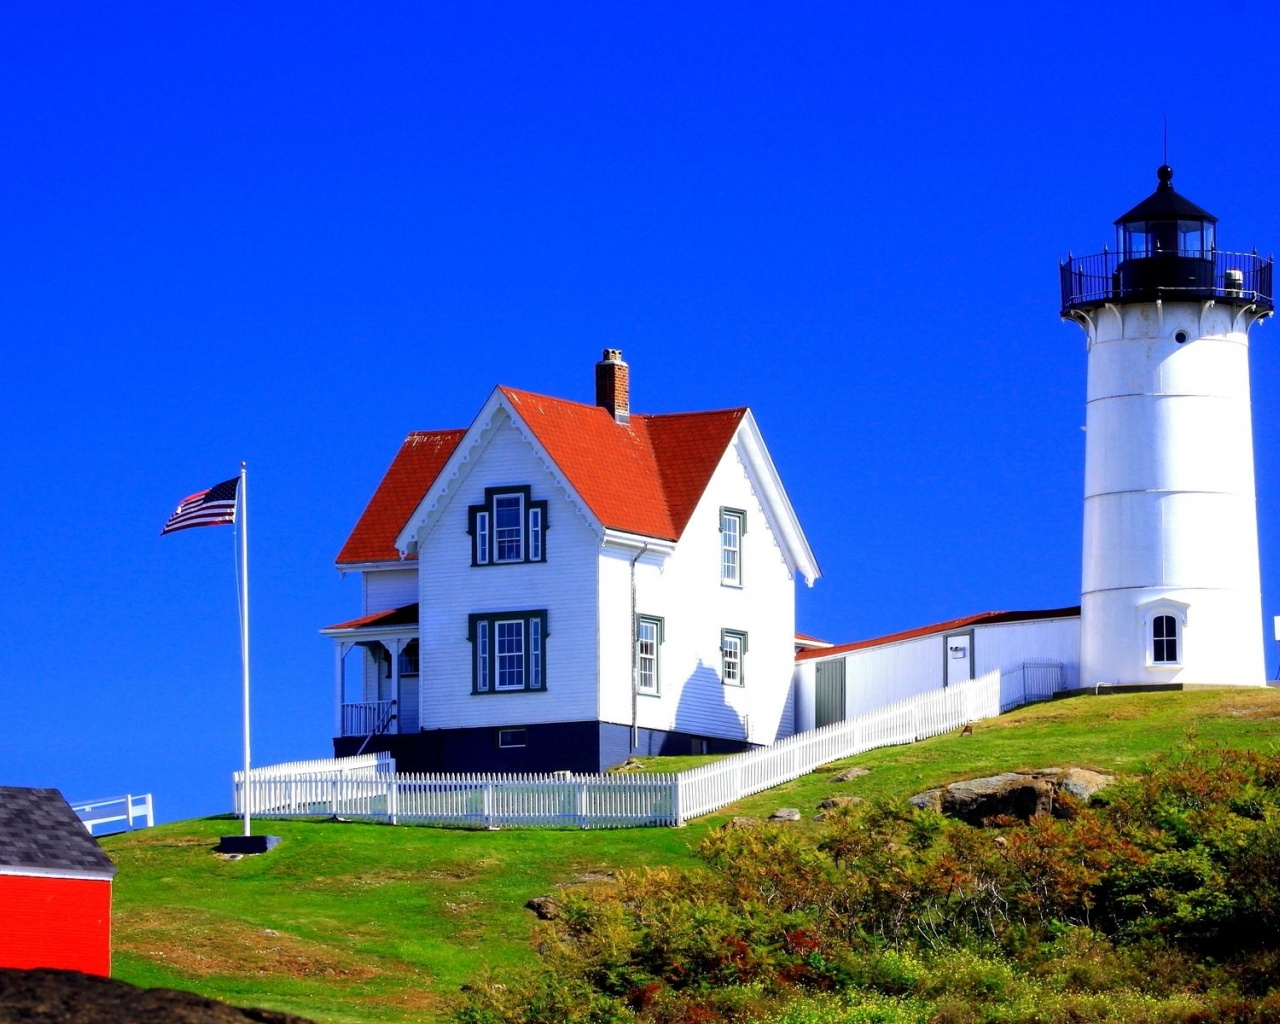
[
  {"xmin": 526, "ymin": 896, "xmax": 561, "ymax": 920},
  {"xmin": 830, "ymin": 767, "xmax": 870, "ymax": 782},
  {"xmin": 940, "ymin": 773, "xmax": 1054, "ymax": 824},
  {"xmin": 769, "ymin": 808, "xmax": 802, "ymax": 822},
  {"xmin": 907, "ymin": 768, "xmax": 1117, "ymax": 826},
  {"xmin": 720, "ymin": 816, "xmax": 760, "ymax": 829},
  {"xmin": 817, "ymin": 796, "xmax": 862, "ymax": 810},
  {"xmin": 908, "ymin": 789, "xmax": 943, "ymax": 813},
  {"xmin": 1059, "ymin": 768, "xmax": 1114, "ymax": 802}
]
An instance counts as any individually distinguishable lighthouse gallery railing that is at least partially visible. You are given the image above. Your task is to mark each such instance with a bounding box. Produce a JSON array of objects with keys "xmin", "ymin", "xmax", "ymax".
[{"xmin": 1060, "ymin": 249, "xmax": 1273, "ymax": 316}]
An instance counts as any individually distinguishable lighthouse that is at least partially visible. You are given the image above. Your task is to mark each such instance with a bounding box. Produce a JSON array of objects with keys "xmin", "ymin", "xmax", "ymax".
[{"xmin": 1061, "ymin": 167, "xmax": 1273, "ymax": 687}]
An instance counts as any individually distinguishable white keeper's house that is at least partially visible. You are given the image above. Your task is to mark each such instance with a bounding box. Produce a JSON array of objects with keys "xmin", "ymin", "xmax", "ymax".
[{"xmin": 324, "ymin": 350, "xmax": 820, "ymax": 773}]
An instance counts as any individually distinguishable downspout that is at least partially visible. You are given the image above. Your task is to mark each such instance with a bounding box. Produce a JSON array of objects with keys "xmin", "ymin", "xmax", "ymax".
[{"xmin": 629, "ymin": 543, "xmax": 650, "ymax": 750}]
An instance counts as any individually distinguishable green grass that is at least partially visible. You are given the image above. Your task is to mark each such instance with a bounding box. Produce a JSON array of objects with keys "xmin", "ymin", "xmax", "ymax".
[{"xmin": 105, "ymin": 688, "xmax": 1280, "ymax": 1023}]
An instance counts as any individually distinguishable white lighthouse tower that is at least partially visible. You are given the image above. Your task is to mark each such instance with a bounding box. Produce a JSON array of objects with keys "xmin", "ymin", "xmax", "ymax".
[{"xmin": 1061, "ymin": 166, "xmax": 1272, "ymax": 687}]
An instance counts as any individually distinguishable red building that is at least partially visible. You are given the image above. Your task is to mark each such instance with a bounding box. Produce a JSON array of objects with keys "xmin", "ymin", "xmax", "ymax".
[{"xmin": 0, "ymin": 787, "xmax": 117, "ymax": 976}]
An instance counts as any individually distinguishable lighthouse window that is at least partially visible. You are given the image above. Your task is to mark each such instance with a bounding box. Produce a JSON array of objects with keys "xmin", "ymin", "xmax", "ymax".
[
  {"xmin": 1152, "ymin": 615, "xmax": 1179, "ymax": 664},
  {"xmin": 1124, "ymin": 226, "xmax": 1148, "ymax": 258},
  {"xmin": 1178, "ymin": 221, "xmax": 1209, "ymax": 257}
]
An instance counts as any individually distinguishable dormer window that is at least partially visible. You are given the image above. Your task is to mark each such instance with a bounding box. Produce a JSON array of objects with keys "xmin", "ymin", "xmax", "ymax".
[{"xmin": 469, "ymin": 487, "xmax": 547, "ymax": 566}]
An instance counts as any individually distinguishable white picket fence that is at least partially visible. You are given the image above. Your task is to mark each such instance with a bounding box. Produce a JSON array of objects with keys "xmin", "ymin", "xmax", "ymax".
[
  {"xmin": 236, "ymin": 662, "xmax": 1063, "ymax": 829},
  {"xmin": 236, "ymin": 764, "xmax": 679, "ymax": 828}
]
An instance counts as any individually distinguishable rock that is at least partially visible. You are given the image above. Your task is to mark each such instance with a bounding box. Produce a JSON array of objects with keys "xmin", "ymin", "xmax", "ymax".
[
  {"xmin": 1059, "ymin": 768, "xmax": 1114, "ymax": 802},
  {"xmin": 526, "ymin": 896, "xmax": 561, "ymax": 920},
  {"xmin": 817, "ymin": 796, "xmax": 862, "ymax": 810},
  {"xmin": 907, "ymin": 768, "xmax": 1118, "ymax": 826},
  {"xmin": 940, "ymin": 773, "xmax": 1055, "ymax": 824},
  {"xmin": 720, "ymin": 816, "xmax": 760, "ymax": 829},
  {"xmin": 830, "ymin": 767, "xmax": 870, "ymax": 782},
  {"xmin": 908, "ymin": 789, "xmax": 943, "ymax": 813},
  {"xmin": 769, "ymin": 808, "xmax": 802, "ymax": 822},
  {"xmin": 0, "ymin": 967, "xmax": 317, "ymax": 1023}
]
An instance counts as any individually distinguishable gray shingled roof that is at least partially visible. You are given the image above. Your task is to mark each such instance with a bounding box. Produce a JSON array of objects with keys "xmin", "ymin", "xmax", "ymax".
[{"xmin": 0, "ymin": 787, "xmax": 117, "ymax": 877}]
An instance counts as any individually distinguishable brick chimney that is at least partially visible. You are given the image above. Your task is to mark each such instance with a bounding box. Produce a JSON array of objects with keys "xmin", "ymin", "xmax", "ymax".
[{"xmin": 595, "ymin": 348, "xmax": 630, "ymax": 424}]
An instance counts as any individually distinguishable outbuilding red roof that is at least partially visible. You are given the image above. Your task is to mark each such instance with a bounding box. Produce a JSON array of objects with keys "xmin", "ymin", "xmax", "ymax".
[
  {"xmin": 337, "ymin": 391, "xmax": 746, "ymax": 564},
  {"xmin": 795, "ymin": 607, "xmax": 1081, "ymax": 661}
]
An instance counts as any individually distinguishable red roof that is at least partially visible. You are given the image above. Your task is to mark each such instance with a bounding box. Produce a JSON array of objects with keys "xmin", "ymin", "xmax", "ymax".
[
  {"xmin": 337, "ymin": 431, "xmax": 466, "ymax": 564},
  {"xmin": 323, "ymin": 603, "xmax": 420, "ymax": 632},
  {"xmin": 795, "ymin": 607, "xmax": 1081, "ymax": 661},
  {"xmin": 501, "ymin": 387, "xmax": 745, "ymax": 541},
  {"xmin": 337, "ymin": 391, "xmax": 745, "ymax": 564}
]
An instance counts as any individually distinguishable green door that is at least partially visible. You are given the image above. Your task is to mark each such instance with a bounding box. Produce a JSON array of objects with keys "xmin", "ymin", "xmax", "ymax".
[{"xmin": 815, "ymin": 660, "xmax": 846, "ymax": 728}]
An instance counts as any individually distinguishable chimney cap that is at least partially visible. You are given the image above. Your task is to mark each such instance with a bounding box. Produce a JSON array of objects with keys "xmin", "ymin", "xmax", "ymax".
[{"xmin": 599, "ymin": 348, "xmax": 624, "ymax": 363}]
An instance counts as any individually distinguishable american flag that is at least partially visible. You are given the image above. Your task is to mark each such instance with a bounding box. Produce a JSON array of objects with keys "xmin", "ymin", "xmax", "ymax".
[{"xmin": 161, "ymin": 477, "xmax": 239, "ymax": 534}]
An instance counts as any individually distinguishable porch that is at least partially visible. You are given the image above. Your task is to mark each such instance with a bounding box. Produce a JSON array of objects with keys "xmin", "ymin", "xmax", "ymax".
[{"xmin": 320, "ymin": 603, "xmax": 420, "ymax": 740}]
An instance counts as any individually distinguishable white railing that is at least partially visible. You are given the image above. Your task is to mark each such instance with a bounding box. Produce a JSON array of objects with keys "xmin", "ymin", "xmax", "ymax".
[
  {"xmin": 241, "ymin": 751, "xmax": 393, "ymax": 778},
  {"xmin": 70, "ymin": 793, "xmax": 155, "ymax": 836},
  {"xmin": 241, "ymin": 663, "xmax": 1060, "ymax": 829},
  {"xmin": 999, "ymin": 658, "xmax": 1065, "ymax": 711},
  {"xmin": 342, "ymin": 700, "xmax": 396, "ymax": 737},
  {"xmin": 674, "ymin": 668, "xmax": 1002, "ymax": 822}
]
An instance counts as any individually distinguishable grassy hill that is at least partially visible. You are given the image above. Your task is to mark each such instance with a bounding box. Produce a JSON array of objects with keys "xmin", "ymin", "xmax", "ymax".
[{"xmin": 105, "ymin": 688, "xmax": 1280, "ymax": 1024}]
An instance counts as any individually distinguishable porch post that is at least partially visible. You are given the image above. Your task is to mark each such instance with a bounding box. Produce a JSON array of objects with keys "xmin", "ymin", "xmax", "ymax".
[
  {"xmin": 333, "ymin": 642, "xmax": 350, "ymax": 736},
  {"xmin": 390, "ymin": 638, "xmax": 404, "ymax": 736}
]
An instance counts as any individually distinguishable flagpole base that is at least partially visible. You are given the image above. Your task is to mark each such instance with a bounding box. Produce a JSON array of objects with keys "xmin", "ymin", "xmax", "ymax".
[{"xmin": 217, "ymin": 834, "xmax": 281, "ymax": 855}]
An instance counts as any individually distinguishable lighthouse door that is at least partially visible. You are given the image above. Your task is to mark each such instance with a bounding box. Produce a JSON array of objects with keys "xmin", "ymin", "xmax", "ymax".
[{"xmin": 944, "ymin": 631, "xmax": 974, "ymax": 687}]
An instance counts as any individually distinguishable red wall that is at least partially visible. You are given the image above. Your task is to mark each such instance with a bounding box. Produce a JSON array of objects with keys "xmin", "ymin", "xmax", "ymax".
[{"xmin": 0, "ymin": 873, "xmax": 112, "ymax": 976}]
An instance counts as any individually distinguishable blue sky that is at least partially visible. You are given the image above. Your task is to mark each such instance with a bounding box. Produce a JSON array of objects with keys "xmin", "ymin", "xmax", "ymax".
[{"xmin": 3, "ymin": 2, "xmax": 1279, "ymax": 823}]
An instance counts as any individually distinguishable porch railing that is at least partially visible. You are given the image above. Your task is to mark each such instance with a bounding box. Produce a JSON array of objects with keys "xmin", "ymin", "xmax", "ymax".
[{"xmin": 342, "ymin": 699, "xmax": 396, "ymax": 737}]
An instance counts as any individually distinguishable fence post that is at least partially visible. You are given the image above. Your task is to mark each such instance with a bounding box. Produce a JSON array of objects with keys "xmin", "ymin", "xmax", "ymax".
[
  {"xmin": 387, "ymin": 777, "xmax": 398, "ymax": 825},
  {"xmin": 672, "ymin": 776, "xmax": 683, "ymax": 828},
  {"xmin": 483, "ymin": 781, "xmax": 494, "ymax": 829},
  {"xmin": 577, "ymin": 780, "xmax": 588, "ymax": 829}
]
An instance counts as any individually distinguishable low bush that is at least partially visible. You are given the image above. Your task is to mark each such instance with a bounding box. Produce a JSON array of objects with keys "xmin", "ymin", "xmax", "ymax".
[{"xmin": 455, "ymin": 746, "xmax": 1280, "ymax": 1024}]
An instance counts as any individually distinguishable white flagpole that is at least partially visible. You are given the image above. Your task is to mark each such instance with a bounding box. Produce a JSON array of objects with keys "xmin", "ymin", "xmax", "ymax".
[{"xmin": 239, "ymin": 461, "xmax": 252, "ymax": 837}]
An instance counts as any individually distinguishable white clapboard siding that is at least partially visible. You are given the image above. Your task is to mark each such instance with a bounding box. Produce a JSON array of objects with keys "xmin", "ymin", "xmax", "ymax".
[{"xmin": 237, "ymin": 664, "xmax": 1063, "ymax": 828}]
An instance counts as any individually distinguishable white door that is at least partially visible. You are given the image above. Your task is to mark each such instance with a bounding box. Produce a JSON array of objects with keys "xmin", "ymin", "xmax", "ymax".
[{"xmin": 944, "ymin": 632, "xmax": 973, "ymax": 686}]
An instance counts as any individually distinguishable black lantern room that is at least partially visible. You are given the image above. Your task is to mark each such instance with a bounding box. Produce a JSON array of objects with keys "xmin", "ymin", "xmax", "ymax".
[
  {"xmin": 1115, "ymin": 164, "xmax": 1215, "ymax": 295},
  {"xmin": 1060, "ymin": 166, "xmax": 1272, "ymax": 317}
]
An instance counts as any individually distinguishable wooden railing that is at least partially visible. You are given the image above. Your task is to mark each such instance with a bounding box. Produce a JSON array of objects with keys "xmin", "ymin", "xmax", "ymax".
[
  {"xmin": 70, "ymin": 793, "xmax": 155, "ymax": 836},
  {"xmin": 242, "ymin": 663, "xmax": 1061, "ymax": 828},
  {"xmin": 342, "ymin": 699, "xmax": 396, "ymax": 737}
]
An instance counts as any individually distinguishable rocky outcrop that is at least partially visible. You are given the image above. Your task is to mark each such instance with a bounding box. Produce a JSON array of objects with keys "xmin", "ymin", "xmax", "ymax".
[
  {"xmin": 0, "ymin": 968, "xmax": 315, "ymax": 1024},
  {"xmin": 909, "ymin": 768, "xmax": 1115, "ymax": 825},
  {"xmin": 830, "ymin": 767, "xmax": 870, "ymax": 783},
  {"xmin": 769, "ymin": 808, "xmax": 802, "ymax": 822},
  {"xmin": 526, "ymin": 895, "xmax": 562, "ymax": 920}
]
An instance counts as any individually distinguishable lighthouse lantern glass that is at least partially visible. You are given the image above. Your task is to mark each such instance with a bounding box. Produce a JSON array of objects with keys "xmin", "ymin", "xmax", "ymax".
[{"xmin": 1122, "ymin": 218, "xmax": 1213, "ymax": 259}]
